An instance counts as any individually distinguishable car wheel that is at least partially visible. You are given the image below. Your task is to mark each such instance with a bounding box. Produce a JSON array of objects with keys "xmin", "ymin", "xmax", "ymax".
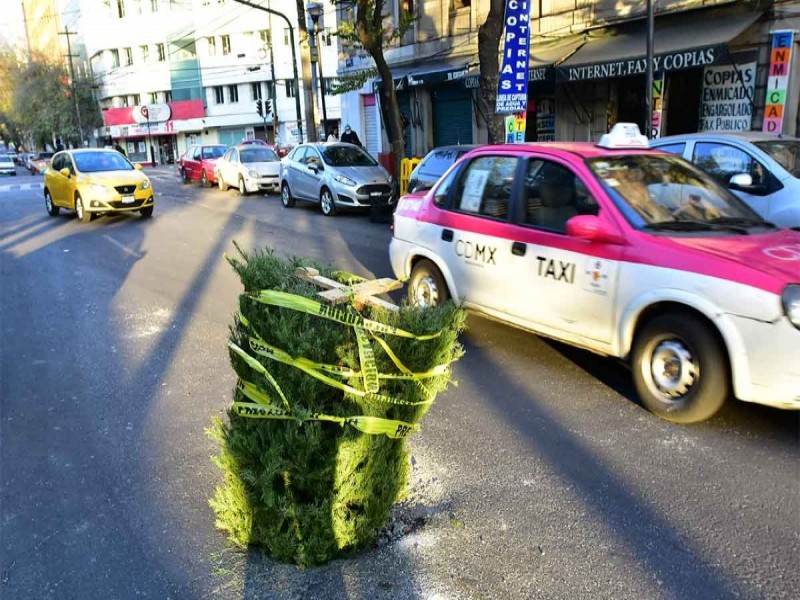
[
  {"xmin": 45, "ymin": 189, "xmax": 59, "ymax": 216},
  {"xmin": 75, "ymin": 194, "xmax": 92, "ymax": 223},
  {"xmin": 631, "ymin": 312, "xmax": 729, "ymax": 423},
  {"xmin": 181, "ymin": 168, "xmax": 189, "ymax": 184},
  {"xmin": 409, "ymin": 259, "xmax": 450, "ymax": 308},
  {"xmin": 281, "ymin": 182, "xmax": 295, "ymax": 207},
  {"xmin": 201, "ymin": 170, "xmax": 209, "ymax": 188},
  {"xmin": 238, "ymin": 176, "xmax": 247, "ymax": 196},
  {"xmin": 218, "ymin": 174, "xmax": 228, "ymax": 191},
  {"xmin": 320, "ymin": 188, "xmax": 336, "ymax": 216},
  {"xmin": 140, "ymin": 205, "xmax": 153, "ymax": 218}
]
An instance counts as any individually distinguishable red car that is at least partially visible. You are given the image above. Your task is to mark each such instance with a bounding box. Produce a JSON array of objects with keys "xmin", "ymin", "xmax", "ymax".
[
  {"xmin": 178, "ymin": 144, "xmax": 227, "ymax": 187},
  {"xmin": 240, "ymin": 138, "xmax": 291, "ymax": 158}
]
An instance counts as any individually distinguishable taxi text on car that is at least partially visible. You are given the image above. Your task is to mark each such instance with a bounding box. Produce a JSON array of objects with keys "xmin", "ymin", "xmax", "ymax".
[{"xmin": 390, "ymin": 124, "xmax": 800, "ymax": 423}]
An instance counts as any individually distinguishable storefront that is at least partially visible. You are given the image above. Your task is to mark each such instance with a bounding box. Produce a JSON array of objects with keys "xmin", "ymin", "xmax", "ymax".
[{"xmin": 101, "ymin": 100, "xmax": 206, "ymax": 165}]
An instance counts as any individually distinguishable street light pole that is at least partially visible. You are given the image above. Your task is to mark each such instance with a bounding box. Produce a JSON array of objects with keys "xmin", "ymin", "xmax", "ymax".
[
  {"xmin": 233, "ymin": 0, "xmax": 304, "ymax": 143},
  {"xmin": 307, "ymin": 2, "xmax": 328, "ymax": 138}
]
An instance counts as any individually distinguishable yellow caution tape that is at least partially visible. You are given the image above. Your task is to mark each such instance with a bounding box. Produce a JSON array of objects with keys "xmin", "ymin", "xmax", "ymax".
[
  {"xmin": 355, "ymin": 326, "xmax": 380, "ymax": 394},
  {"xmin": 250, "ymin": 290, "xmax": 441, "ymax": 340},
  {"xmin": 233, "ymin": 379, "xmax": 419, "ymax": 439}
]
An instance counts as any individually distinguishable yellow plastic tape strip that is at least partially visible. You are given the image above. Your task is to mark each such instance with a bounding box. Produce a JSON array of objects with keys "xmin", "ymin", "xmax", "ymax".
[
  {"xmin": 355, "ymin": 326, "xmax": 380, "ymax": 394},
  {"xmin": 251, "ymin": 290, "xmax": 440, "ymax": 340},
  {"xmin": 229, "ymin": 342, "xmax": 291, "ymax": 411}
]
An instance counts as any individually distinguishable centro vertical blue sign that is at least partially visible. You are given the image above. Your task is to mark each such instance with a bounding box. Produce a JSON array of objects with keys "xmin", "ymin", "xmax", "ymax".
[{"xmin": 495, "ymin": 0, "xmax": 532, "ymax": 114}]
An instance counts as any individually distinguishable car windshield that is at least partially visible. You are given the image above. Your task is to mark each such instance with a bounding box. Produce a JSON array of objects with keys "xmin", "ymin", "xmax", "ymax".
[
  {"xmin": 202, "ymin": 146, "xmax": 226, "ymax": 159},
  {"xmin": 587, "ymin": 154, "xmax": 762, "ymax": 228},
  {"xmin": 753, "ymin": 140, "xmax": 800, "ymax": 177},
  {"xmin": 0, "ymin": 156, "xmax": 13, "ymax": 163},
  {"xmin": 320, "ymin": 145, "xmax": 377, "ymax": 167},
  {"xmin": 73, "ymin": 151, "xmax": 133, "ymax": 173},
  {"xmin": 241, "ymin": 147, "xmax": 278, "ymax": 163}
]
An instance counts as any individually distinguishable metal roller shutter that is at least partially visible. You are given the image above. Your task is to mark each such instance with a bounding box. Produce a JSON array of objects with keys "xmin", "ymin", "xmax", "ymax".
[
  {"xmin": 363, "ymin": 104, "xmax": 379, "ymax": 157},
  {"xmin": 432, "ymin": 86, "xmax": 473, "ymax": 147}
]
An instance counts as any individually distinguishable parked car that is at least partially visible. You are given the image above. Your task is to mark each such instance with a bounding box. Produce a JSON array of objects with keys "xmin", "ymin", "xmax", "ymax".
[
  {"xmin": 29, "ymin": 151, "xmax": 54, "ymax": 174},
  {"xmin": 391, "ymin": 123, "xmax": 800, "ymax": 424},
  {"xmin": 0, "ymin": 154, "xmax": 16, "ymax": 176},
  {"xmin": 177, "ymin": 144, "xmax": 227, "ymax": 187},
  {"xmin": 651, "ymin": 132, "xmax": 800, "ymax": 228},
  {"xmin": 407, "ymin": 145, "xmax": 478, "ymax": 193},
  {"xmin": 280, "ymin": 143, "xmax": 394, "ymax": 216},
  {"xmin": 215, "ymin": 144, "xmax": 281, "ymax": 195},
  {"xmin": 3, "ymin": 150, "xmax": 19, "ymax": 165},
  {"xmin": 43, "ymin": 148, "xmax": 154, "ymax": 223}
]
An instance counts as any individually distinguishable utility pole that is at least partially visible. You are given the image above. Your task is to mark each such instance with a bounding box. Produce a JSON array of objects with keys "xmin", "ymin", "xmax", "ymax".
[
  {"xmin": 294, "ymin": 0, "xmax": 317, "ymax": 141},
  {"xmin": 267, "ymin": 2, "xmax": 278, "ymax": 143},
  {"xmin": 645, "ymin": 0, "xmax": 655, "ymax": 138},
  {"xmin": 59, "ymin": 27, "xmax": 84, "ymax": 147}
]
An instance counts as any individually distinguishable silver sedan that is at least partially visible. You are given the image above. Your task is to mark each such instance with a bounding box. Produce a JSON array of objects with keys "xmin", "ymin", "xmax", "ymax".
[{"xmin": 279, "ymin": 143, "xmax": 394, "ymax": 216}]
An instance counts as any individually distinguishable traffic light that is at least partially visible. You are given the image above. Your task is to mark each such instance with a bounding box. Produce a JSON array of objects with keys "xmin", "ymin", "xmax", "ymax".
[
  {"xmin": 255, "ymin": 99, "xmax": 263, "ymax": 117},
  {"xmin": 263, "ymin": 99, "xmax": 272, "ymax": 116}
]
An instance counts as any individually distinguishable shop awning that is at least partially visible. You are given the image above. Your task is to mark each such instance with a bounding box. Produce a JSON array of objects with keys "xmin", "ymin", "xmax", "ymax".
[
  {"xmin": 463, "ymin": 35, "xmax": 583, "ymax": 88},
  {"xmin": 557, "ymin": 6, "xmax": 762, "ymax": 82},
  {"xmin": 372, "ymin": 57, "xmax": 472, "ymax": 92}
]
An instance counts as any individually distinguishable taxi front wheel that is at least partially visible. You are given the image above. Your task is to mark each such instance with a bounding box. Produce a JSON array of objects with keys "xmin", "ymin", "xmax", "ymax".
[
  {"xmin": 632, "ymin": 313, "xmax": 729, "ymax": 424},
  {"xmin": 409, "ymin": 259, "xmax": 450, "ymax": 308}
]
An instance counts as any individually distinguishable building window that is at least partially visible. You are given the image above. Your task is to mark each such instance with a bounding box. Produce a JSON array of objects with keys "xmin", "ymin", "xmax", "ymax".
[
  {"xmin": 221, "ymin": 35, "xmax": 231, "ymax": 55},
  {"xmin": 151, "ymin": 0, "xmax": 159, "ymax": 11},
  {"xmin": 322, "ymin": 77, "xmax": 336, "ymax": 95},
  {"xmin": 124, "ymin": 47, "xmax": 133, "ymax": 66},
  {"xmin": 156, "ymin": 43, "xmax": 165, "ymax": 61},
  {"xmin": 132, "ymin": 94, "xmax": 141, "ymax": 105},
  {"xmin": 163, "ymin": 90, "xmax": 172, "ymax": 102},
  {"xmin": 324, "ymin": 28, "xmax": 333, "ymax": 46},
  {"xmin": 140, "ymin": 44, "xmax": 149, "ymax": 62},
  {"xmin": 148, "ymin": 92, "xmax": 157, "ymax": 103},
  {"xmin": 284, "ymin": 28, "xmax": 290, "ymax": 46},
  {"xmin": 265, "ymin": 80, "xmax": 275, "ymax": 99},
  {"xmin": 111, "ymin": 49, "xmax": 120, "ymax": 68},
  {"xmin": 116, "ymin": 0, "xmax": 126, "ymax": 18},
  {"xmin": 260, "ymin": 29, "xmax": 271, "ymax": 48},
  {"xmin": 284, "ymin": 80, "xmax": 297, "ymax": 98},
  {"xmin": 214, "ymin": 86, "xmax": 224, "ymax": 104},
  {"xmin": 251, "ymin": 82, "xmax": 262, "ymax": 100},
  {"xmin": 228, "ymin": 84, "xmax": 238, "ymax": 103},
  {"xmin": 206, "ymin": 36, "xmax": 216, "ymax": 56}
]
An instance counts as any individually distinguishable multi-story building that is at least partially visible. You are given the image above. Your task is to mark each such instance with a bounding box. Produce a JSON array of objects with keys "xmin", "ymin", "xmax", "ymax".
[
  {"xmin": 22, "ymin": 0, "xmax": 89, "ymax": 74},
  {"xmin": 82, "ymin": 0, "xmax": 339, "ymax": 164},
  {"xmin": 337, "ymin": 0, "xmax": 799, "ymax": 160}
]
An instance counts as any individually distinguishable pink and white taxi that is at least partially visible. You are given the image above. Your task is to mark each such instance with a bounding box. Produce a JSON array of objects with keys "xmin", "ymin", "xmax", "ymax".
[{"xmin": 390, "ymin": 124, "xmax": 800, "ymax": 423}]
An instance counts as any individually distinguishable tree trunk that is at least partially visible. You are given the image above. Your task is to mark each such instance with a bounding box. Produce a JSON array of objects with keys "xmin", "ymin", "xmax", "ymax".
[
  {"xmin": 373, "ymin": 51, "xmax": 404, "ymax": 177},
  {"xmin": 477, "ymin": 0, "xmax": 506, "ymax": 144},
  {"xmin": 295, "ymin": 0, "xmax": 318, "ymax": 142}
]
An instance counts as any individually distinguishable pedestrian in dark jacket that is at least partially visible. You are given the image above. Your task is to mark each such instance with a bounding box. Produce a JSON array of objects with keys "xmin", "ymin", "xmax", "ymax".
[{"xmin": 340, "ymin": 125, "xmax": 362, "ymax": 147}]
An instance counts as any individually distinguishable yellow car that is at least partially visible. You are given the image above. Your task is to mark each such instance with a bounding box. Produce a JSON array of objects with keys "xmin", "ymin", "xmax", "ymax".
[{"xmin": 44, "ymin": 149, "xmax": 154, "ymax": 222}]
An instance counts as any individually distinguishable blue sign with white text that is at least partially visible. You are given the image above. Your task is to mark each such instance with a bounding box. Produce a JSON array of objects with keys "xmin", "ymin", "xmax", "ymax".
[{"xmin": 496, "ymin": 0, "xmax": 532, "ymax": 114}]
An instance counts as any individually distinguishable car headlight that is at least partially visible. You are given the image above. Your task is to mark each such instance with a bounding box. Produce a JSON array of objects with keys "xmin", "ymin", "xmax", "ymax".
[
  {"xmin": 334, "ymin": 174, "xmax": 356, "ymax": 186},
  {"xmin": 782, "ymin": 285, "xmax": 800, "ymax": 329},
  {"xmin": 248, "ymin": 170, "xmax": 259, "ymax": 178},
  {"xmin": 141, "ymin": 179, "xmax": 151, "ymax": 190},
  {"xmin": 88, "ymin": 183, "xmax": 113, "ymax": 198},
  {"xmin": 387, "ymin": 174, "xmax": 394, "ymax": 183}
]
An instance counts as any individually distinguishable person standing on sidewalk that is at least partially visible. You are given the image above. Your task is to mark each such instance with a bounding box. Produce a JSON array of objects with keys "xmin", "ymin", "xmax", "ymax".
[{"xmin": 340, "ymin": 125, "xmax": 362, "ymax": 147}]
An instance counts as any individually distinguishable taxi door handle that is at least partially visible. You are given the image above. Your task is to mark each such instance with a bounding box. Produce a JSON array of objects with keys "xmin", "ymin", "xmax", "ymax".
[
  {"xmin": 441, "ymin": 229, "xmax": 454, "ymax": 242},
  {"xmin": 511, "ymin": 241, "xmax": 526, "ymax": 256}
]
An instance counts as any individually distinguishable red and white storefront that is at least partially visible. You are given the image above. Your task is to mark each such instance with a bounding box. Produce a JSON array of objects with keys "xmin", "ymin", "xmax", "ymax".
[{"xmin": 100, "ymin": 100, "xmax": 206, "ymax": 166}]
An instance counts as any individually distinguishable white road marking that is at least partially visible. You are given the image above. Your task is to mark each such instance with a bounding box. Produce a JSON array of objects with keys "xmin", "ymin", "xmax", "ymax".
[{"xmin": 102, "ymin": 234, "xmax": 142, "ymax": 259}]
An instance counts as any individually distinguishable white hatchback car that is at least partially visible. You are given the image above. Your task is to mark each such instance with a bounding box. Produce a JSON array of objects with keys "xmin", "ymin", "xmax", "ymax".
[
  {"xmin": 651, "ymin": 133, "xmax": 800, "ymax": 228},
  {"xmin": 215, "ymin": 144, "xmax": 281, "ymax": 195}
]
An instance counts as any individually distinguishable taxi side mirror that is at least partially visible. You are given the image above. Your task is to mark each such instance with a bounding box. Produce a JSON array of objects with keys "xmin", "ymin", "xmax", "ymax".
[
  {"xmin": 59, "ymin": 167, "xmax": 71, "ymax": 178},
  {"xmin": 133, "ymin": 163, "xmax": 143, "ymax": 170},
  {"xmin": 566, "ymin": 215, "xmax": 624, "ymax": 245}
]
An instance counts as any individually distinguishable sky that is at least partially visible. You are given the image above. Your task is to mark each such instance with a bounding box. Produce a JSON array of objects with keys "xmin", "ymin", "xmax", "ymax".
[{"xmin": 0, "ymin": 1, "xmax": 26, "ymax": 49}]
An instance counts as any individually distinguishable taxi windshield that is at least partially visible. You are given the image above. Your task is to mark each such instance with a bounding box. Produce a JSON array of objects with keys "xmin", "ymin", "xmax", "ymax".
[
  {"xmin": 73, "ymin": 151, "xmax": 133, "ymax": 173},
  {"xmin": 753, "ymin": 140, "xmax": 800, "ymax": 177},
  {"xmin": 587, "ymin": 154, "xmax": 762, "ymax": 228}
]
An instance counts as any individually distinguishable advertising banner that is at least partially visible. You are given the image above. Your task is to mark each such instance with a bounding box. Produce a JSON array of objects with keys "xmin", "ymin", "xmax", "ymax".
[
  {"xmin": 763, "ymin": 31, "xmax": 795, "ymax": 134},
  {"xmin": 504, "ymin": 113, "xmax": 526, "ymax": 143},
  {"xmin": 650, "ymin": 72, "xmax": 665, "ymax": 139},
  {"xmin": 699, "ymin": 58, "xmax": 756, "ymax": 132},
  {"xmin": 496, "ymin": 0, "xmax": 532, "ymax": 114}
]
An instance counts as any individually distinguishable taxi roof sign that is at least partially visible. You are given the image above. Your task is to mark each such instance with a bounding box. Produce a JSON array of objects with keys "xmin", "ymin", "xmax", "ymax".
[{"xmin": 597, "ymin": 123, "xmax": 649, "ymax": 149}]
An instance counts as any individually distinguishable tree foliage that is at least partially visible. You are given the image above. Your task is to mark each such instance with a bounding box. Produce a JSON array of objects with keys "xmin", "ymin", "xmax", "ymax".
[
  {"xmin": 333, "ymin": 1, "xmax": 415, "ymax": 168},
  {"xmin": 0, "ymin": 47, "xmax": 100, "ymax": 149}
]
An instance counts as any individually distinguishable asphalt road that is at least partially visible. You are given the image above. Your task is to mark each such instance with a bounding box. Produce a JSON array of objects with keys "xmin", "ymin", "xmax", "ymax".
[{"xmin": 1, "ymin": 167, "xmax": 798, "ymax": 600}]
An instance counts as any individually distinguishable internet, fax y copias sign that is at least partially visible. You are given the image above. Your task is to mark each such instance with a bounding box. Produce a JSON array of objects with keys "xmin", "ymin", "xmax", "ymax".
[{"xmin": 496, "ymin": 0, "xmax": 532, "ymax": 114}]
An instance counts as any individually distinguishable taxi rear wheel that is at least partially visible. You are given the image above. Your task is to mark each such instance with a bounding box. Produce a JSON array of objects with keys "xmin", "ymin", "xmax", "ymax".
[
  {"xmin": 409, "ymin": 259, "xmax": 450, "ymax": 308},
  {"xmin": 632, "ymin": 313, "xmax": 729, "ymax": 424},
  {"xmin": 45, "ymin": 190, "xmax": 59, "ymax": 216}
]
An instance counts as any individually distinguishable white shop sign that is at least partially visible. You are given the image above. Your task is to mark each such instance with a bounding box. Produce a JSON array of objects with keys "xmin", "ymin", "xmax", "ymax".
[{"xmin": 699, "ymin": 61, "xmax": 756, "ymax": 132}]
